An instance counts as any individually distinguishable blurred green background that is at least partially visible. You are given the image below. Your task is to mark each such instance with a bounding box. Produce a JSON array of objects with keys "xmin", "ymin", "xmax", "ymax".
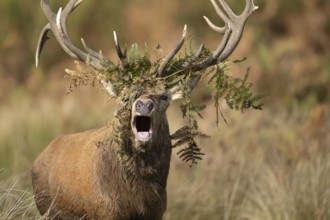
[{"xmin": 0, "ymin": 0, "xmax": 329, "ymax": 219}]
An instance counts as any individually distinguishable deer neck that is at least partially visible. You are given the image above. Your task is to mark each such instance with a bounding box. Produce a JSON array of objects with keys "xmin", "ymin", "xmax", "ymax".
[{"xmin": 96, "ymin": 115, "xmax": 172, "ymax": 198}]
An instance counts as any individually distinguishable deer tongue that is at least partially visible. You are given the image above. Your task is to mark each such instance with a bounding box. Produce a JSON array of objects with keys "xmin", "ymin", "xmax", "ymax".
[{"xmin": 137, "ymin": 131, "xmax": 151, "ymax": 140}]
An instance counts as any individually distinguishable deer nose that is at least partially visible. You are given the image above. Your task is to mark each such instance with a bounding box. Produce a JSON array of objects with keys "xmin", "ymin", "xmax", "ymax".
[{"xmin": 135, "ymin": 100, "xmax": 154, "ymax": 115}]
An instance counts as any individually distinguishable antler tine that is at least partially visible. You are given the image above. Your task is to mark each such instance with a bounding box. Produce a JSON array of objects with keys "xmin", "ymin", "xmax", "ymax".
[
  {"xmin": 158, "ymin": 25, "xmax": 187, "ymax": 77},
  {"xmin": 62, "ymin": 0, "xmax": 84, "ymax": 22},
  {"xmin": 113, "ymin": 31, "xmax": 126, "ymax": 61},
  {"xmin": 242, "ymin": 0, "xmax": 259, "ymax": 18},
  {"xmin": 202, "ymin": 0, "xmax": 238, "ymax": 34},
  {"xmin": 217, "ymin": 0, "xmax": 236, "ymax": 20},
  {"xmin": 208, "ymin": 0, "xmax": 228, "ymax": 28},
  {"xmin": 210, "ymin": 22, "xmax": 232, "ymax": 59},
  {"xmin": 80, "ymin": 38, "xmax": 100, "ymax": 59},
  {"xmin": 203, "ymin": 16, "xmax": 226, "ymax": 34},
  {"xmin": 35, "ymin": 23, "xmax": 51, "ymax": 67},
  {"xmin": 182, "ymin": 44, "xmax": 205, "ymax": 68},
  {"xmin": 59, "ymin": 0, "xmax": 84, "ymax": 45},
  {"xmin": 81, "ymin": 38, "xmax": 113, "ymax": 66},
  {"xmin": 37, "ymin": 0, "xmax": 116, "ymax": 96}
]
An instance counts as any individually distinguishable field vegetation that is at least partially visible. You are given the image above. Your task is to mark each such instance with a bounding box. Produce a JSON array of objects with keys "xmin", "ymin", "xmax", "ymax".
[{"xmin": 0, "ymin": 0, "xmax": 329, "ymax": 219}]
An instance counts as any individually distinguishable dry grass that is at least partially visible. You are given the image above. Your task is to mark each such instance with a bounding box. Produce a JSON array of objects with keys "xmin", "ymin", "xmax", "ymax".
[
  {"xmin": 0, "ymin": 176, "xmax": 39, "ymax": 219},
  {"xmin": 164, "ymin": 106, "xmax": 330, "ymax": 220}
]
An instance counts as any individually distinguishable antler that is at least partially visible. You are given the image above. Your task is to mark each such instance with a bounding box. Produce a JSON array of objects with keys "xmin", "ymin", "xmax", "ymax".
[
  {"xmin": 36, "ymin": 0, "xmax": 118, "ymax": 96},
  {"xmin": 36, "ymin": 0, "xmax": 257, "ymax": 99},
  {"xmin": 166, "ymin": 0, "xmax": 258, "ymax": 99}
]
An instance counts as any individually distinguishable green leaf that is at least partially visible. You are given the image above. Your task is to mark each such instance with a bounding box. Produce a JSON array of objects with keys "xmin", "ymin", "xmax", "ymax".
[{"xmin": 129, "ymin": 43, "xmax": 140, "ymax": 64}]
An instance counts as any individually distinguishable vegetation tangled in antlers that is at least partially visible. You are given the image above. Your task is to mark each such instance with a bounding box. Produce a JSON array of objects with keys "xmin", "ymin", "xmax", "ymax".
[{"xmin": 65, "ymin": 43, "xmax": 264, "ymax": 165}]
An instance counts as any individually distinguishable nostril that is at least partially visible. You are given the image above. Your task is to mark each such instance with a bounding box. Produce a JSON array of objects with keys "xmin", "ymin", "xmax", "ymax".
[
  {"xmin": 148, "ymin": 102, "xmax": 154, "ymax": 111},
  {"xmin": 136, "ymin": 101, "xmax": 143, "ymax": 111}
]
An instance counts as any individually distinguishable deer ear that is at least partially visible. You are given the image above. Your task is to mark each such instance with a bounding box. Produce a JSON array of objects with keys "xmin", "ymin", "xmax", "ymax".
[
  {"xmin": 171, "ymin": 91, "xmax": 183, "ymax": 101},
  {"xmin": 168, "ymin": 84, "xmax": 183, "ymax": 101}
]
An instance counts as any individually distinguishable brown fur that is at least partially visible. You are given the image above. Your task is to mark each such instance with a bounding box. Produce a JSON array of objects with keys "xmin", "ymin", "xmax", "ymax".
[{"xmin": 31, "ymin": 94, "xmax": 172, "ymax": 220}]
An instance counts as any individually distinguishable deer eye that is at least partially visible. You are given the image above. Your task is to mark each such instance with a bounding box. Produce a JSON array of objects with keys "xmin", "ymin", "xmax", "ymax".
[{"xmin": 160, "ymin": 95, "xmax": 168, "ymax": 101}]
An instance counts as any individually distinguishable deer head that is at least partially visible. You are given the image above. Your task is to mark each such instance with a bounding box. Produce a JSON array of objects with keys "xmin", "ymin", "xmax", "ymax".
[
  {"xmin": 35, "ymin": 0, "xmax": 258, "ymax": 156},
  {"xmin": 132, "ymin": 94, "xmax": 170, "ymax": 141}
]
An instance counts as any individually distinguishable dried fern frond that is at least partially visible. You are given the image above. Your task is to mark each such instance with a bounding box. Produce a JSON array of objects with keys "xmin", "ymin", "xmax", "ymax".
[
  {"xmin": 171, "ymin": 126, "xmax": 209, "ymax": 166},
  {"xmin": 64, "ymin": 61, "xmax": 100, "ymax": 94}
]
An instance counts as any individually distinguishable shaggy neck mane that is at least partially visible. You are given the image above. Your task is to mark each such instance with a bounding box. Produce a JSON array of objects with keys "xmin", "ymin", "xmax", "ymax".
[{"xmin": 95, "ymin": 114, "xmax": 172, "ymax": 214}]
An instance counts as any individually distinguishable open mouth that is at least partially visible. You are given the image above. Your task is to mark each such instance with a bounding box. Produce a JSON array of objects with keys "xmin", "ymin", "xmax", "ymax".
[{"xmin": 132, "ymin": 116, "xmax": 153, "ymax": 142}]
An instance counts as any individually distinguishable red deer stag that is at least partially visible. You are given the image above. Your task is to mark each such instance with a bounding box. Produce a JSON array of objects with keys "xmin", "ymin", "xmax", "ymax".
[{"xmin": 32, "ymin": 0, "xmax": 258, "ymax": 219}]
